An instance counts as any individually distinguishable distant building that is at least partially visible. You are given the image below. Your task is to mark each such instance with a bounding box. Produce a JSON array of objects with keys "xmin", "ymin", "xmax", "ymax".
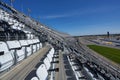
[{"xmin": 107, "ymin": 31, "xmax": 109, "ymax": 38}]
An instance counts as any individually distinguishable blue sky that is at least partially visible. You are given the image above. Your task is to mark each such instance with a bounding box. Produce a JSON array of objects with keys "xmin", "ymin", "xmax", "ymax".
[{"xmin": 3, "ymin": 0, "xmax": 120, "ymax": 36}]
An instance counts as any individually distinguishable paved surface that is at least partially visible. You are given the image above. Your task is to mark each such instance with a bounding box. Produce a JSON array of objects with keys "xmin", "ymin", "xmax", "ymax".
[
  {"xmin": 0, "ymin": 46, "xmax": 50, "ymax": 80},
  {"xmin": 57, "ymin": 51, "xmax": 67, "ymax": 80}
]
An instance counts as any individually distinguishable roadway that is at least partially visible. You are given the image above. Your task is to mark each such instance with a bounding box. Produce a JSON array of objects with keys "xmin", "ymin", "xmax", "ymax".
[{"xmin": 0, "ymin": 45, "xmax": 51, "ymax": 80}]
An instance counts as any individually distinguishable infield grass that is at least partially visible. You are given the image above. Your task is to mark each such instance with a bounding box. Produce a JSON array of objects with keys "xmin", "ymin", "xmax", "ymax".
[{"xmin": 87, "ymin": 45, "xmax": 120, "ymax": 64}]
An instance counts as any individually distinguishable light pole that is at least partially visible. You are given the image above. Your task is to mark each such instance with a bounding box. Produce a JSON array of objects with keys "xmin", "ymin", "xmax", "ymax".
[
  {"xmin": 10, "ymin": 0, "xmax": 15, "ymax": 7},
  {"xmin": 27, "ymin": 8, "xmax": 31, "ymax": 17},
  {"xmin": 37, "ymin": 16, "xmax": 40, "ymax": 22},
  {"xmin": 21, "ymin": 3, "xmax": 23, "ymax": 12}
]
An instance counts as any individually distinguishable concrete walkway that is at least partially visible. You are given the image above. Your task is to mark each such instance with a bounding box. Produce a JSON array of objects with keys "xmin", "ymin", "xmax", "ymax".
[{"xmin": 0, "ymin": 46, "xmax": 50, "ymax": 80}]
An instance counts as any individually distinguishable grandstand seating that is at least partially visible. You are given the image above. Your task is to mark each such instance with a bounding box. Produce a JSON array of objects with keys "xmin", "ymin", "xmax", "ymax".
[
  {"xmin": 0, "ymin": 1, "xmax": 120, "ymax": 80},
  {"xmin": 24, "ymin": 47, "xmax": 57, "ymax": 80},
  {"xmin": 0, "ymin": 39, "xmax": 42, "ymax": 72},
  {"xmin": 0, "ymin": 41, "xmax": 14, "ymax": 72},
  {"xmin": 0, "ymin": 8, "xmax": 43, "ymax": 71},
  {"xmin": 0, "ymin": 1, "xmax": 79, "ymax": 80}
]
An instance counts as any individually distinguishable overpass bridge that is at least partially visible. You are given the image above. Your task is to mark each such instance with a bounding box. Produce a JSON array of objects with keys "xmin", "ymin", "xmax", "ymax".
[{"xmin": 0, "ymin": 1, "xmax": 120, "ymax": 80}]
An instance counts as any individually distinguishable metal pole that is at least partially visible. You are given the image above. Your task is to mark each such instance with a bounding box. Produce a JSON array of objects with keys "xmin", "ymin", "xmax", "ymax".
[
  {"xmin": 21, "ymin": 4, "xmax": 23, "ymax": 12},
  {"xmin": 10, "ymin": 0, "xmax": 15, "ymax": 7},
  {"xmin": 28, "ymin": 8, "xmax": 31, "ymax": 17}
]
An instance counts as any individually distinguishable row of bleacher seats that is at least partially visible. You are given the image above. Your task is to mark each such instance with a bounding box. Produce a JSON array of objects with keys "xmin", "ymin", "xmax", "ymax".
[
  {"xmin": 0, "ymin": 3, "xmax": 62, "ymax": 80},
  {"xmin": 0, "ymin": 3, "xmax": 50, "ymax": 76},
  {"xmin": 0, "ymin": 39, "xmax": 42, "ymax": 72},
  {"xmin": 0, "ymin": 29, "xmax": 27, "ymax": 41},
  {"xmin": 67, "ymin": 54, "xmax": 86, "ymax": 80},
  {"xmin": 25, "ymin": 47, "xmax": 59, "ymax": 80},
  {"xmin": 0, "ymin": 8, "xmax": 25, "ymax": 30},
  {"xmin": 0, "ymin": 8, "xmax": 36, "ymax": 40},
  {"xmin": 67, "ymin": 47, "xmax": 120, "ymax": 80},
  {"xmin": 0, "ymin": 19, "xmax": 37, "ymax": 41},
  {"xmin": 67, "ymin": 53, "xmax": 118, "ymax": 80}
]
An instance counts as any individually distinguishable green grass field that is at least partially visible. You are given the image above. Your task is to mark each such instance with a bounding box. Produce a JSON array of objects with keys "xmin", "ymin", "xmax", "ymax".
[{"xmin": 87, "ymin": 45, "xmax": 120, "ymax": 64}]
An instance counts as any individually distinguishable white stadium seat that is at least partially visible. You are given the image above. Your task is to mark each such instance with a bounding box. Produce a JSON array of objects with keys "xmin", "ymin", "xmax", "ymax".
[
  {"xmin": 26, "ymin": 40, "xmax": 34, "ymax": 56},
  {"xmin": 47, "ymin": 53, "xmax": 53, "ymax": 62},
  {"xmin": 6, "ymin": 40, "xmax": 21, "ymax": 49},
  {"xmin": 0, "ymin": 41, "xmax": 14, "ymax": 72},
  {"xmin": 26, "ymin": 46, "xmax": 32, "ymax": 56},
  {"xmin": 36, "ymin": 64, "xmax": 48, "ymax": 80},
  {"xmin": 19, "ymin": 40, "xmax": 29, "ymax": 58},
  {"xmin": 39, "ymin": 43, "xmax": 42, "ymax": 49},
  {"xmin": 47, "ymin": 48, "xmax": 55, "ymax": 63},
  {"xmin": 31, "ymin": 77, "xmax": 39, "ymax": 80},
  {"xmin": 36, "ymin": 44, "xmax": 40, "ymax": 50},
  {"xmin": 32, "ymin": 39, "xmax": 37, "ymax": 53},
  {"xmin": 8, "ymin": 17, "xmax": 14, "ymax": 25},
  {"xmin": 7, "ymin": 41, "xmax": 25, "ymax": 62},
  {"xmin": 32, "ymin": 44, "xmax": 37, "ymax": 53},
  {"xmin": 35, "ymin": 39, "xmax": 40, "ymax": 50},
  {"xmin": 43, "ymin": 57, "xmax": 51, "ymax": 70},
  {"xmin": 49, "ymin": 48, "xmax": 55, "ymax": 57},
  {"xmin": 32, "ymin": 39, "xmax": 41, "ymax": 52},
  {"xmin": 19, "ymin": 40, "xmax": 28, "ymax": 47}
]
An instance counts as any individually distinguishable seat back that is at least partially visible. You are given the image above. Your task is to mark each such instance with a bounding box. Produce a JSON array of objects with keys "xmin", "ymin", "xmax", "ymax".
[
  {"xmin": 47, "ymin": 53, "xmax": 52, "ymax": 62},
  {"xmin": 31, "ymin": 77, "xmax": 39, "ymax": 80},
  {"xmin": 16, "ymin": 49, "xmax": 25, "ymax": 62},
  {"xmin": 19, "ymin": 40, "xmax": 28, "ymax": 47},
  {"xmin": 6, "ymin": 41, "xmax": 25, "ymax": 62},
  {"xmin": 0, "ymin": 41, "xmax": 14, "ymax": 72},
  {"xmin": 43, "ymin": 57, "xmax": 51, "ymax": 70},
  {"xmin": 27, "ymin": 40, "xmax": 34, "ymax": 45},
  {"xmin": 49, "ymin": 48, "xmax": 55, "ymax": 57},
  {"xmin": 35, "ymin": 39, "xmax": 40, "ymax": 50},
  {"xmin": 25, "ymin": 69, "xmax": 38, "ymax": 80},
  {"xmin": 6, "ymin": 40, "xmax": 21, "ymax": 50},
  {"xmin": 26, "ymin": 46, "xmax": 32, "ymax": 56},
  {"xmin": 19, "ymin": 40, "xmax": 28, "ymax": 58},
  {"xmin": 32, "ymin": 44, "xmax": 36, "ymax": 53},
  {"xmin": 32, "ymin": 39, "xmax": 39, "ymax": 52},
  {"xmin": 0, "ymin": 42, "xmax": 9, "ymax": 53},
  {"xmin": 26, "ymin": 40, "xmax": 34, "ymax": 55},
  {"xmin": 36, "ymin": 64, "xmax": 48, "ymax": 80}
]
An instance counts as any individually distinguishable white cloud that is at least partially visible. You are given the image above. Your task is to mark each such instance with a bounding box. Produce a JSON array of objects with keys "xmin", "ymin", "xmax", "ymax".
[
  {"xmin": 42, "ymin": 14, "xmax": 70, "ymax": 19},
  {"xmin": 40, "ymin": 5, "xmax": 120, "ymax": 19},
  {"xmin": 41, "ymin": 12, "xmax": 78, "ymax": 19}
]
